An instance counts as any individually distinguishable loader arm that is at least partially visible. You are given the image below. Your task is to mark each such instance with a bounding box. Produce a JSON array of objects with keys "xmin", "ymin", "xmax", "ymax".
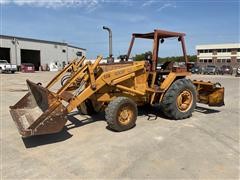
[
  {"xmin": 57, "ymin": 56, "xmax": 103, "ymax": 95},
  {"xmin": 66, "ymin": 61, "xmax": 145, "ymax": 112},
  {"xmin": 46, "ymin": 56, "xmax": 86, "ymax": 89}
]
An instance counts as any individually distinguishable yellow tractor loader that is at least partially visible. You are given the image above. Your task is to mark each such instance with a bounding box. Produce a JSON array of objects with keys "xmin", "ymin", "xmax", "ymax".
[{"xmin": 10, "ymin": 29, "xmax": 224, "ymax": 137}]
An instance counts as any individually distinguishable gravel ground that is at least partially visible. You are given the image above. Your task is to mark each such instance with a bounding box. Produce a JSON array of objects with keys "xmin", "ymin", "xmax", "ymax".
[{"xmin": 0, "ymin": 72, "xmax": 239, "ymax": 179}]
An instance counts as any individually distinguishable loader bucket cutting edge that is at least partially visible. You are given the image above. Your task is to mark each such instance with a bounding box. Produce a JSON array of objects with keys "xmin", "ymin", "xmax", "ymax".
[{"xmin": 9, "ymin": 80, "xmax": 68, "ymax": 138}]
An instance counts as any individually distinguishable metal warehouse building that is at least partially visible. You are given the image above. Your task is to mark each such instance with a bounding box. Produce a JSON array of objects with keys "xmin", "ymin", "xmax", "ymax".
[
  {"xmin": 196, "ymin": 43, "xmax": 240, "ymax": 68},
  {"xmin": 0, "ymin": 35, "xmax": 86, "ymax": 70}
]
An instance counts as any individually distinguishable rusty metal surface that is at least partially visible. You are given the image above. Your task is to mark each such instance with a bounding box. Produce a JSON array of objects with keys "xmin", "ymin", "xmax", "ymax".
[
  {"xmin": 193, "ymin": 80, "xmax": 225, "ymax": 106},
  {"xmin": 132, "ymin": 29, "xmax": 185, "ymax": 39},
  {"xmin": 9, "ymin": 80, "xmax": 67, "ymax": 137},
  {"xmin": 126, "ymin": 29, "xmax": 188, "ymax": 71}
]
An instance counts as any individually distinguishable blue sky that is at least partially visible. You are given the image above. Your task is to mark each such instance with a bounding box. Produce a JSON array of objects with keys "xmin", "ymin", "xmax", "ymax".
[{"xmin": 0, "ymin": 0, "xmax": 239, "ymax": 58}]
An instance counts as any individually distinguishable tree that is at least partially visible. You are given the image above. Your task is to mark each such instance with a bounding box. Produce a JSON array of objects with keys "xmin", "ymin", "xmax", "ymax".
[
  {"xmin": 187, "ymin": 55, "xmax": 197, "ymax": 62},
  {"xmin": 134, "ymin": 51, "xmax": 152, "ymax": 61},
  {"xmin": 133, "ymin": 51, "xmax": 197, "ymax": 63}
]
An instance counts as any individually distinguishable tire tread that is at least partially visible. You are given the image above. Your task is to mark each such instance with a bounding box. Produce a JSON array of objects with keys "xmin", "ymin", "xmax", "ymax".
[
  {"xmin": 105, "ymin": 97, "xmax": 137, "ymax": 131},
  {"xmin": 161, "ymin": 78, "xmax": 196, "ymax": 120}
]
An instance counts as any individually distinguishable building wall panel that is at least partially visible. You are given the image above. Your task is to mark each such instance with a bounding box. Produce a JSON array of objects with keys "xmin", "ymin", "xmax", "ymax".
[{"xmin": 0, "ymin": 36, "xmax": 86, "ymax": 68}]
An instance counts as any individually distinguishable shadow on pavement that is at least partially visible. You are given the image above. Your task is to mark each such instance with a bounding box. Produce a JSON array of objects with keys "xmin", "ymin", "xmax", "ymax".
[
  {"xmin": 22, "ymin": 129, "xmax": 73, "ymax": 148},
  {"xmin": 138, "ymin": 105, "xmax": 168, "ymax": 120},
  {"xmin": 23, "ymin": 105, "xmax": 218, "ymax": 147},
  {"xmin": 66, "ymin": 111, "xmax": 105, "ymax": 131},
  {"xmin": 195, "ymin": 106, "xmax": 220, "ymax": 114},
  {"xmin": 22, "ymin": 111, "xmax": 105, "ymax": 148}
]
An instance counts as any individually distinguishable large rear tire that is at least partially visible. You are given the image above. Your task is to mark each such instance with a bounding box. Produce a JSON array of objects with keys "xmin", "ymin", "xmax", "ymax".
[
  {"xmin": 161, "ymin": 79, "xmax": 196, "ymax": 120},
  {"xmin": 105, "ymin": 97, "xmax": 137, "ymax": 132}
]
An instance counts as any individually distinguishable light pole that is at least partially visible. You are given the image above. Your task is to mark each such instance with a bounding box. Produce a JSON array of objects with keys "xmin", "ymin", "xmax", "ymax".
[{"xmin": 103, "ymin": 26, "xmax": 113, "ymax": 61}]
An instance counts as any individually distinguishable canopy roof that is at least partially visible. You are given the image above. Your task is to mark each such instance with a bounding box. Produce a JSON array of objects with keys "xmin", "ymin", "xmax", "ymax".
[{"xmin": 132, "ymin": 29, "xmax": 185, "ymax": 39}]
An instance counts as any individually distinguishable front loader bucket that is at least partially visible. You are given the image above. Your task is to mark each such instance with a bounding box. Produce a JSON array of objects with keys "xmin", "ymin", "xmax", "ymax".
[{"xmin": 9, "ymin": 80, "xmax": 67, "ymax": 138}]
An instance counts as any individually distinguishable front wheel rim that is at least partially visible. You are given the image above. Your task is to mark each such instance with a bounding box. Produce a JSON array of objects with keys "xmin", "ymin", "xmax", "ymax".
[
  {"xmin": 176, "ymin": 90, "xmax": 193, "ymax": 112},
  {"xmin": 118, "ymin": 105, "xmax": 134, "ymax": 125}
]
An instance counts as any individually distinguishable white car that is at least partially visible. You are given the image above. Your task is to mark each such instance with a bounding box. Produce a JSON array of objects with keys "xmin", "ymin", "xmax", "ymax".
[{"xmin": 0, "ymin": 60, "xmax": 17, "ymax": 73}]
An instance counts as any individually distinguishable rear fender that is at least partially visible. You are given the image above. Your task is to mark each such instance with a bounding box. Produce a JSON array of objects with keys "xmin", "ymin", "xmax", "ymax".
[{"xmin": 160, "ymin": 72, "xmax": 189, "ymax": 90}]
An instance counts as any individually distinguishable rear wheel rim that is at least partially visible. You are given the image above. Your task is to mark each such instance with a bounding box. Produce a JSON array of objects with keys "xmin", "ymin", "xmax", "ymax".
[
  {"xmin": 118, "ymin": 105, "xmax": 134, "ymax": 125},
  {"xmin": 176, "ymin": 90, "xmax": 193, "ymax": 112}
]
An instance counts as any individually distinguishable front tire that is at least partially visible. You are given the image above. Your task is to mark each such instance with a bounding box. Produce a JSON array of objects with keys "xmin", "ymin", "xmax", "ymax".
[
  {"xmin": 161, "ymin": 79, "xmax": 196, "ymax": 120},
  {"xmin": 105, "ymin": 97, "xmax": 137, "ymax": 132},
  {"xmin": 77, "ymin": 99, "xmax": 96, "ymax": 115}
]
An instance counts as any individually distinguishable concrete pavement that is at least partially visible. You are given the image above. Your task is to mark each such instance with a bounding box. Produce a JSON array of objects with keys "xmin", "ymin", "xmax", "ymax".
[{"xmin": 1, "ymin": 72, "xmax": 239, "ymax": 179}]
